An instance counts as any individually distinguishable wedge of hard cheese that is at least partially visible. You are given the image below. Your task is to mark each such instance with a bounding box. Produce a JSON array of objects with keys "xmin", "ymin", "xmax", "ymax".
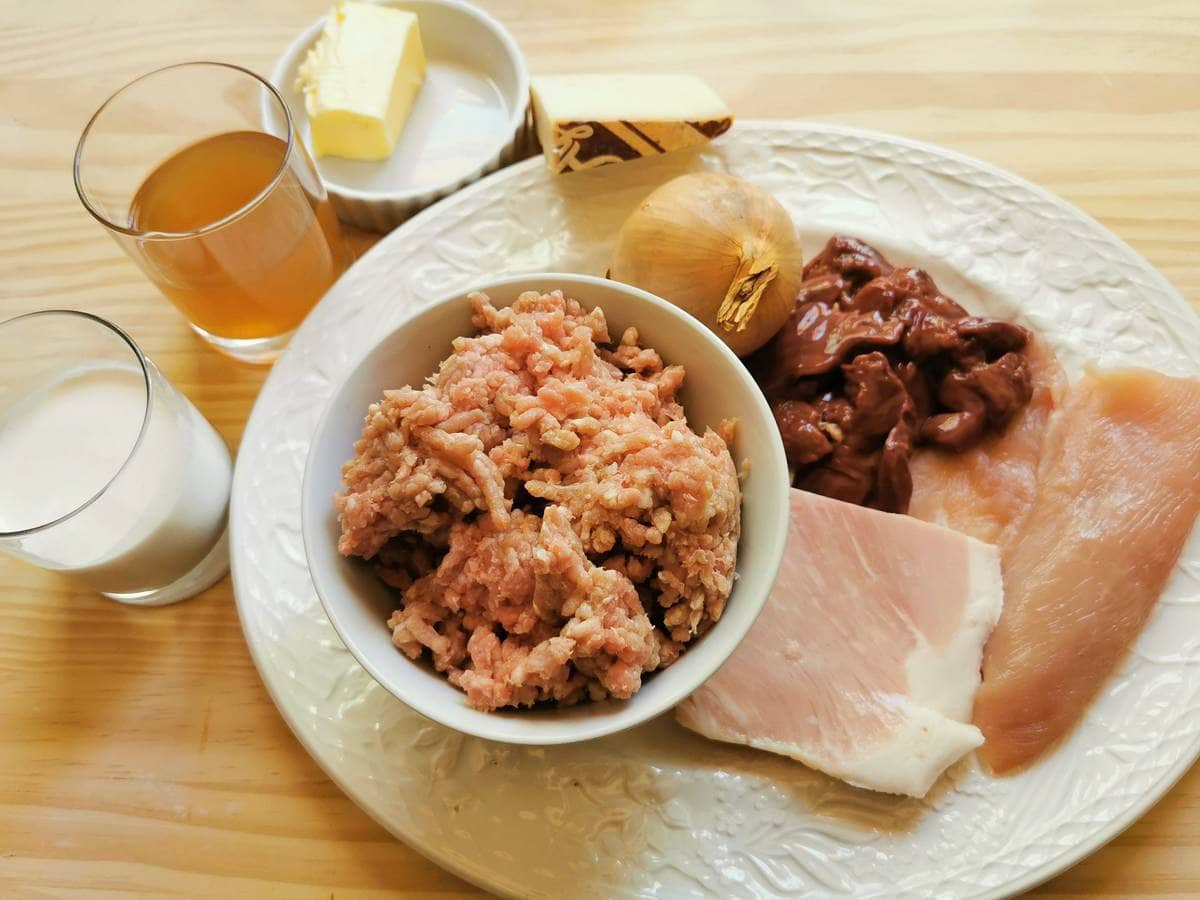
[{"xmin": 531, "ymin": 74, "xmax": 733, "ymax": 174}]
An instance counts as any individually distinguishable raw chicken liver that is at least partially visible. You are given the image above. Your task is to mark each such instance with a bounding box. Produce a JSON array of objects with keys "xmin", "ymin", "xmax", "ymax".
[
  {"xmin": 752, "ymin": 236, "xmax": 1035, "ymax": 513},
  {"xmin": 908, "ymin": 335, "xmax": 1067, "ymax": 547},
  {"xmin": 677, "ymin": 488, "xmax": 1003, "ymax": 798}
]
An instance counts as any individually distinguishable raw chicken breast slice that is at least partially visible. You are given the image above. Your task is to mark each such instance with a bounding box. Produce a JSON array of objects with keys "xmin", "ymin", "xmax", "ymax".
[
  {"xmin": 677, "ymin": 488, "xmax": 1003, "ymax": 798},
  {"xmin": 973, "ymin": 368, "xmax": 1200, "ymax": 773}
]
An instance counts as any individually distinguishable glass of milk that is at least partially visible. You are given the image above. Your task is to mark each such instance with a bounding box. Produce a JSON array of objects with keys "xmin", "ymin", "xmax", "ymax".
[{"xmin": 0, "ymin": 310, "xmax": 232, "ymax": 605}]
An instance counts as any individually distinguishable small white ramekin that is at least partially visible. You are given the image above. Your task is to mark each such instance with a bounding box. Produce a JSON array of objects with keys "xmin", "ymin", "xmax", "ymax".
[{"xmin": 265, "ymin": 0, "xmax": 532, "ymax": 232}]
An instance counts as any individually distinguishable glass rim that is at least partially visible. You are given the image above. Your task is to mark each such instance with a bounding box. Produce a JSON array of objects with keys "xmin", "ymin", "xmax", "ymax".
[
  {"xmin": 72, "ymin": 61, "xmax": 296, "ymax": 243},
  {"xmin": 0, "ymin": 309, "xmax": 154, "ymax": 539}
]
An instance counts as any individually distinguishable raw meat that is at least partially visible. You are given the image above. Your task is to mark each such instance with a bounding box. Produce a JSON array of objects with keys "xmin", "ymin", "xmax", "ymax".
[
  {"xmin": 753, "ymin": 235, "xmax": 1038, "ymax": 514},
  {"xmin": 973, "ymin": 368, "xmax": 1200, "ymax": 772},
  {"xmin": 908, "ymin": 336, "xmax": 1067, "ymax": 546},
  {"xmin": 337, "ymin": 290, "xmax": 741, "ymax": 711},
  {"xmin": 677, "ymin": 488, "xmax": 1003, "ymax": 798}
]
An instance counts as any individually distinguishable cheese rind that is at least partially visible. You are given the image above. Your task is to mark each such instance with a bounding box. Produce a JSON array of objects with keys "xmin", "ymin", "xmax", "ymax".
[
  {"xmin": 531, "ymin": 74, "xmax": 733, "ymax": 174},
  {"xmin": 295, "ymin": 1, "xmax": 426, "ymax": 161}
]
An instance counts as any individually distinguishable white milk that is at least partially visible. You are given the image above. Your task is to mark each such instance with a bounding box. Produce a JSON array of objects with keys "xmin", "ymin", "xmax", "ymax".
[{"xmin": 0, "ymin": 362, "xmax": 231, "ymax": 595}]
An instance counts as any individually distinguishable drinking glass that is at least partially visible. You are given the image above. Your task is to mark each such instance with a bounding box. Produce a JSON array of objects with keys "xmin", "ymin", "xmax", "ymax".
[
  {"xmin": 0, "ymin": 310, "xmax": 232, "ymax": 605},
  {"xmin": 73, "ymin": 62, "xmax": 349, "ymax": 365}
]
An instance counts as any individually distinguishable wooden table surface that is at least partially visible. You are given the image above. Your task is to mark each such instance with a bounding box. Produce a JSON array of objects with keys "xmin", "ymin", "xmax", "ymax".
[{"xmin": 2, "ymin": 0, "xmax": 1198, "ymax": 896}]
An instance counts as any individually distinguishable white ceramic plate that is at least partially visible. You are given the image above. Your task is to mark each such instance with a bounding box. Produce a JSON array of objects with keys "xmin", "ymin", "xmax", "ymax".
[{"xmin": 231, "ymin": 120, "xmax": 1200, "ymax": 899}]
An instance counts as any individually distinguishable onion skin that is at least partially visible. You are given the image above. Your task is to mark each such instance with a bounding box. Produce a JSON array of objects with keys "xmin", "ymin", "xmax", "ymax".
[{"xmin": 608, "ymin": 172, "xmax": 803, "ymax": 357}]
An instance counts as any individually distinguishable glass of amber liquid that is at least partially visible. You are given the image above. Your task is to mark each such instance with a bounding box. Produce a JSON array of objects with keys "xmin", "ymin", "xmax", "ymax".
[{"xmin": 73, "ymin": 62, "xmax": 349, "ymax": 364}]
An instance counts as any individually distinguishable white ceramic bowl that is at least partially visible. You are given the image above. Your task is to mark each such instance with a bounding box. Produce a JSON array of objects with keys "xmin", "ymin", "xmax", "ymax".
[
  {"xmin": 266, "ymin": 0, "xmax": 531, "ymax": 232},
  {"xmin": 302, "ymin": 273, "xmax": 790, "ymax": 744}
]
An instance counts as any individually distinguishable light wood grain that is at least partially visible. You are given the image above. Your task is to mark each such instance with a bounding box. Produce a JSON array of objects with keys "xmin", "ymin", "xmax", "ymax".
[{"xmin": 1, "ymin": 0, "xmax": 1197, "ymax": 896}]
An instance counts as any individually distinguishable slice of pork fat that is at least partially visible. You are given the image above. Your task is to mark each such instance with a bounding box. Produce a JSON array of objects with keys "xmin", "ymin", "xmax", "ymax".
[
  {"xmin": 677, "ymin": 488, "xmax": 1003, "ymax": 798},
  {"xmin": 973, "ymin": 368, "xmax": 1200, "ymax": 773}
]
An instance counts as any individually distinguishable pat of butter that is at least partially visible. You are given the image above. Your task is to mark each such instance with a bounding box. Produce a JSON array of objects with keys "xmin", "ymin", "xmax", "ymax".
[
  {"xmin": 531, "ymin": 74, "xmax": 734, "ymax": 174},
  {"xmin": 295, "ymin": 1, "xmax": 426, "ymax": 161}
]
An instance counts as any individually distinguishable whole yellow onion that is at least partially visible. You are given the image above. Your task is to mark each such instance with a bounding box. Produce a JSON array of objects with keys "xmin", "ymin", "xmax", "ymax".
[{"xmin": 609, "ymin": 172, "xmax": 803, "ymax": 357}]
